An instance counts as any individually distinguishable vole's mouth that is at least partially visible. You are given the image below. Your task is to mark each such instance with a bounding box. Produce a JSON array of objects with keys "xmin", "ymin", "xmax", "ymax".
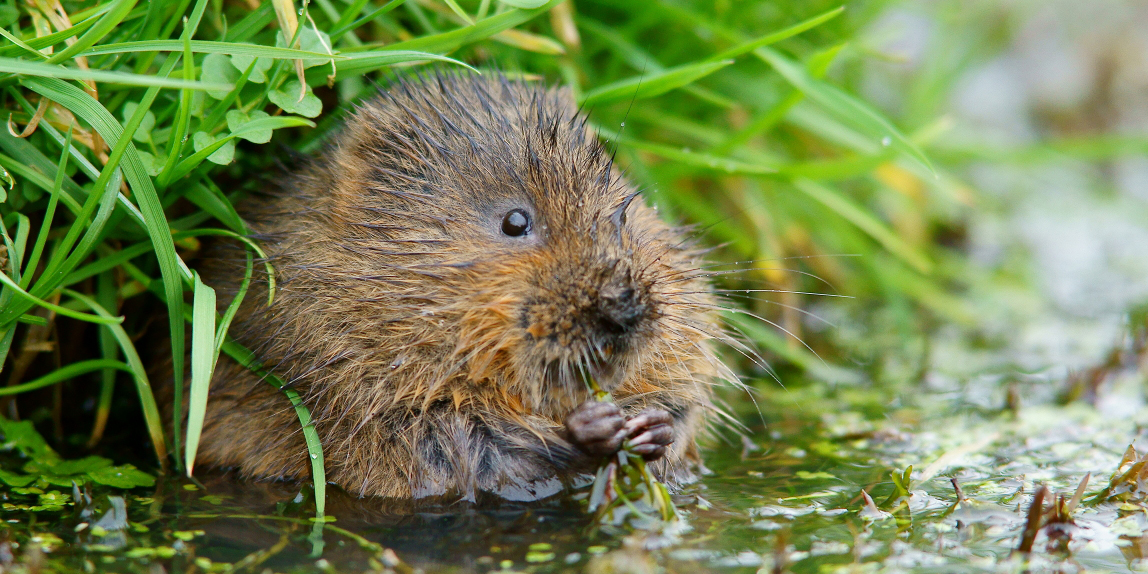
[
  {"xmin": 586, "ymin": 348, "xmax": 621, "ymax": 388},
  {"xmin": 541, "ymin": 345, "xmax": 624, "ymax": 395}
]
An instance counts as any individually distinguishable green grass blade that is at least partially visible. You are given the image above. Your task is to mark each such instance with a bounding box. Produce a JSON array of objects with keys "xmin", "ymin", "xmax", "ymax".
[
  {"xmin": 325, "ymin": 51, "xmax": 474, "ymax": 78},
  {"xmin": 81, "ymin": 40, "xmax": 357, "ymax": 59},
  {"xmin": 215, "ymin": 252, "xmax": 253, "ymax": 355},
  {"xmin": 756, "ymin": 47, "xmax": 934, "ymax": 174},
  {"xmin": 330, "ymin": 0, "xmax": 406, "ymax": 41},
  {"xmin": 599, "ymin": 129, "xmax": 778, "ymax": 175},
  {"xmin": 0, "ymin": 328, "xmax": 15, "ymax": 378},
  {"xmin": 182, "ymin": 183, "xmax": 244, "ymax": 233},
  {"xmin": 64, "ymin": 289, "xmax": 167, "ymax": 468},
  {"xmin": 0, "ymin": 268, "xmax": 122, "ymax": 325},
  {"xmin": 0, "ymin": 151, "xmax": 83, "ymax": 216},
  {"xmin": 0, "ymin": 359, "xmax": 134, "ymax": 396},
  {"xmin": 160, "ymin": 0, "xmax": 210, "ymax": 189},
  {"xmin": 185, "ymin": 273, "xmax": 217, "ymax": 475},
  {"xmin": 21, "ymin": 127, "xmax": 73, "ymax": 290},
  {"xmin": 6, "ymin": 87, "xmax": 107, "ymax": 187},
  {"xmin": 221, "ymin": 339, "xmax": 326, "ymax": 517},
  {"xmin": 165, "ymin": 116, "xmax": 315, "ymax": 182},
  {"xmin": 88, "ymin": 272, "xmax": 120, "ymax": 447},
  {"xmin": 712, "ymin": 45, "xmax": 844, "ymax": 155},
  {"xmin": 224, "ymin": 1, "xmax": 274, "ymax": 42},
  {"xmin": 0, "ymin": 26, "xmax": 48, "ymax": 60},
  {"xmin": 0, "ymin": 57, "xmax": 230, "ymax": 91},
  {"xmin": 580, "ymin": 60, "xmax": 734, "ymax": 106},
  {"xmin": 708, "ymin": 6, "xmax": 845, "ymax": 62},
  {"xmin": 2, "ymin": 213, "xmax": 29, "ymax": 283},
  {"xmin": 0, "ymin": 5, "xmax": 109, "ymax": 58},
  {"xmin": 23, "ymin": 76, "xmax": 193, "ymax": 471},
  {"xmin": 442, "ymin": 0, "xmax": 473, "ymax": 25},
  {"xmin": 44, "ymin": 0, "xmax": 136, "ymax": 65},
  {"xmin": 63, "ymin": 228, "xmax": 263, "ymax": 289},
  {"xmin": 791, "ymin": 178, "xmax": 932, "ymax": 274},
  {"xmin": 63, "ymin": 242, "xmax": 155, "ymax": 288},
  {"xmin": 383, "ymin": 0, "xmax": 561, "ymax": 53}
]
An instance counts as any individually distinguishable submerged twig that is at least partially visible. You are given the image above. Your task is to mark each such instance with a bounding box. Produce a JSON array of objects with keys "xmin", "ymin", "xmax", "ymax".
[{"xmin": 1016, "ymin": 484, "xmax": 1048, "ymax": 555}]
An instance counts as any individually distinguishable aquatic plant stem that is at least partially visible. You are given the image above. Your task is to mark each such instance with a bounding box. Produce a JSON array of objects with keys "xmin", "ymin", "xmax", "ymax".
[{"xmin": 582, "ymin": 374, "xmax": 678, "ymax": 525}]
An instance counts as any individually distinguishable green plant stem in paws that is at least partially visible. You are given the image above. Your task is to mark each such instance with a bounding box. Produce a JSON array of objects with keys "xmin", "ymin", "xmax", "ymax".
[{"xmin": 582, "ymin": 374, "xmax": 678, "ymax": 527}]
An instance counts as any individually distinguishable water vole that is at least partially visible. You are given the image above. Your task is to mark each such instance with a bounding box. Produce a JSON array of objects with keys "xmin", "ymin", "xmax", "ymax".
[{"xmin": 191, "ymin": 71, "xmax": 732, "ymax": 501}]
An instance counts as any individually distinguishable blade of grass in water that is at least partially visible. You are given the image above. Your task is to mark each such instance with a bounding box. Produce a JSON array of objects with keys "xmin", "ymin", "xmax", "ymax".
[{"xmin": 221, "ymin": 338, "xmax": 327, "ymax": 517}]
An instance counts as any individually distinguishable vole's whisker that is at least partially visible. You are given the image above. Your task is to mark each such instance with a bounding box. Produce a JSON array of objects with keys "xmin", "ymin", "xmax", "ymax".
[
  {"xmin": 671, "ymin": 302, "xmax": 825, "ymax": 366},
  {"xmin": 660, "ymin": 315, "xmax": 772, "ymax": 380},
  {"xmin": 662, "ymin": 264, "xmax": 840, "ymax": 291},
  {"xmin": 711, "ymin": 293, "xmax": 838, "ymax": 329},
  {"xmin": 669, "ymin": 287, "xmax": 850, "ymax": 299}
]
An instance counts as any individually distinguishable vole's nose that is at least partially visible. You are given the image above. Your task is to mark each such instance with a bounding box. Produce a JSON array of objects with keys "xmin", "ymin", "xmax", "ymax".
[{"xmin": 598, "ymin": 283, "xmax": 646, "ymax": 334}]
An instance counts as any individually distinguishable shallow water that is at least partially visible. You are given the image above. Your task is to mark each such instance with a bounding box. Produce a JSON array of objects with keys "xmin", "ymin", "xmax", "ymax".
[{"xmin": 4, "ymin": 353, "xmax": 1147, "ymax": 574}]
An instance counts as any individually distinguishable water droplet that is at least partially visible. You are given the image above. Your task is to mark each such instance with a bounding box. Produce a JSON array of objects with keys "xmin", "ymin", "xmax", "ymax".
[
  {"xmin": 619, "ymin": 122, "xmax": 625, "ymax": 127},
  {"xmin": 297, "ymin": 8, "xmax": 305, "ymax": 15},
  {"xmin": 881, "ymin": 136, "xmax": 892, "ymax": 147},
  {"xmin": 310, "ymin": 453, "xmax": 318, "ymax": 459}
]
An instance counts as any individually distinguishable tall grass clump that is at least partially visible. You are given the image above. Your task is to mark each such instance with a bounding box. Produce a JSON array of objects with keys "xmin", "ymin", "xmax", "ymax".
[{"xmin": 0, "ymin": 0, "xmax": 969, "ymax": 513}]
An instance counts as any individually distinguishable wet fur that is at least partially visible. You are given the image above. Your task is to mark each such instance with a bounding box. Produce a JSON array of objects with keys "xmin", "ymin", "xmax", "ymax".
[{"xmin": 191, "ymin": 71, "xmax": 733, "ymax": 501}]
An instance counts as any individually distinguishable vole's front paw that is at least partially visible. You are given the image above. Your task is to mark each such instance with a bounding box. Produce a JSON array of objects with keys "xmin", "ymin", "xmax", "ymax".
[
  {"xmin": 567, "ymin": 401, "xmax": 627, "ymax": 457},
  {"xmin": 623, "ymin": 409, "xmax": 674, "ymax": 461}
]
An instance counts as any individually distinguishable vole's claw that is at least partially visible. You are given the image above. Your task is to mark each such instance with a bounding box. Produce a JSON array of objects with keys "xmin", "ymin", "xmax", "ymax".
[
  {"xmin": 567, "ymin": 400, "xmax": 626, "ymax": 457},
  {"xmin": 628, "ymin": 442, "xmax": 667, "ymax": 460},
  {"xmin": 568, "ymin": 404, "xmax": 675, "ymax": 461},
  {"xmin": 624, "ymin": 408, "xmax": 674, "ymax": 461}
]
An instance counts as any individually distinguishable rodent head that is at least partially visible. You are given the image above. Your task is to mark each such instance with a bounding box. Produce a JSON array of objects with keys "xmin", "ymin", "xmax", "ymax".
[{"xmin": 252, "ymin": 72, "xmax": 721, "ymax": 419}]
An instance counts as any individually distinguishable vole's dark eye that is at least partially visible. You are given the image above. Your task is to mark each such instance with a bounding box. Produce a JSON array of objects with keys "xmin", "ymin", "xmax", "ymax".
[{"xmin": 501, "ymin": 209, "xmax": 531, "ymax": 237}]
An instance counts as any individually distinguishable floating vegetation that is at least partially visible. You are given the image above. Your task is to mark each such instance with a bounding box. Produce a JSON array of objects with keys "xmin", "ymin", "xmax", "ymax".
[{"xmin": 0, "ymin": 416, "xmax": 153, "ymax": 494}]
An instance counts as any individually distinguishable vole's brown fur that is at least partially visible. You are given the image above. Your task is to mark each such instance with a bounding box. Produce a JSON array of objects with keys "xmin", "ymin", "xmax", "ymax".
[{"xmin": 192, "ymin": 71, "xmax": 732, "ymax": 501}]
